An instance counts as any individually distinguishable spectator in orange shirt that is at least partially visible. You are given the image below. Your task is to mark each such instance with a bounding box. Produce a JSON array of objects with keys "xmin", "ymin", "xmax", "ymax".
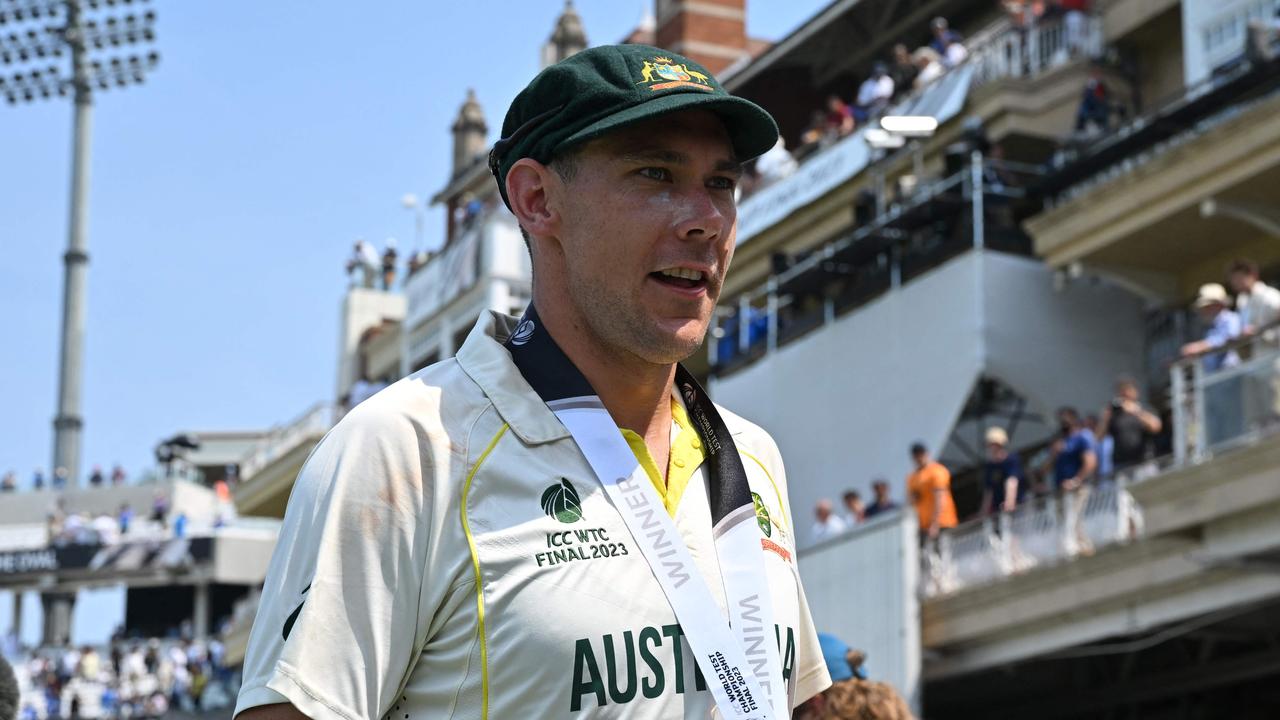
[{"xmin": 906, "ymin": 442, "xmax": 958, "ymax": 542}]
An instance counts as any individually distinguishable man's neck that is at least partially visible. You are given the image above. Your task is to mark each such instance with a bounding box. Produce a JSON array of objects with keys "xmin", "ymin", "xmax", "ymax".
[{"xmin": 533, "ymin": 298, "xmax": 676, "ymax": 442}]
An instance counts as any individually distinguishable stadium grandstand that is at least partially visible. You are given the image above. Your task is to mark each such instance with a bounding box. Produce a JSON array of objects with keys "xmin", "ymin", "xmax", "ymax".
[
  {"xmin": 0, "ymin": 429, "xmax": 279, "ymax": 717},
  {"xmin": 226, "ymin": 0, "xmax": 1280, "ymax": 716},
  {"xmin": 6, "ymin": 0, "xmax": 1278, "ymax": 718}
]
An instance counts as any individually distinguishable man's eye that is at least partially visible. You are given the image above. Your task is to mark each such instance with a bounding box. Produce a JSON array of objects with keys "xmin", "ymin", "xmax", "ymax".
[
  {"xmin": 638, "ymin": 167, "xmax": 671, "ymax": 181},
  {"xmin": 708, "ymin": 176, "xmax": 738, "ymax": 191}
]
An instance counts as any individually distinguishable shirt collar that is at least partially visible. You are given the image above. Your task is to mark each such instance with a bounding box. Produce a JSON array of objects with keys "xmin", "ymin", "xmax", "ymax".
[{"xmin": 455, "ymin": 310, "xmax": 572, "ymax": 445}]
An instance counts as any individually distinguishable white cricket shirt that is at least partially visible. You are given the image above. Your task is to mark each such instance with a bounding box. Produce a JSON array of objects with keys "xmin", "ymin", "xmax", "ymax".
[{"xmin": 235, "ymin": 311, "xmax": 830, "ymax": 719}]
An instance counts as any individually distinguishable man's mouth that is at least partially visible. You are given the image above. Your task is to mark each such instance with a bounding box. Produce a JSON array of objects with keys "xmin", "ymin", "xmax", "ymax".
[{"xmin": 650, "ymin": 267, "xmax": 708, "ymax": 291}]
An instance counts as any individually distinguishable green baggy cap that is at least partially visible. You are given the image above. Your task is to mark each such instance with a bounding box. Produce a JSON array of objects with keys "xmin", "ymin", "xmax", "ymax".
[{"xmin": 489, "ymin": 44, "xmax": 779, "ymax": 208}]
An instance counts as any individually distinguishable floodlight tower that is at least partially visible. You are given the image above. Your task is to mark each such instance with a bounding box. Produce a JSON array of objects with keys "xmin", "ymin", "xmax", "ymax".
[{"xmin": 0, "ymin": 0, "xmax": 158, "ymax": 490}]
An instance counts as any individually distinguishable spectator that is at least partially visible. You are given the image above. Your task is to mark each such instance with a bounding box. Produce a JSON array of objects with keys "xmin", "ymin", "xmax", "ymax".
[
  {"xmin": 1004, "ymin": 0, "xmax": 1045, "ymax": 30},
  {"xmin": 1181, "ymin": 284, "xmax": 1242, "ymax": 372},
  {"xmin": 1052, "ymin": 406, "xmax": 1097, "ymax": 492},
  {"xmin": 151, "ymin": 490, "xmax": 170, "ymax": 527},
  {"xmin": 173, "ymin": 511, "xmax": 188, "ymax": 539},
  {"xmin": 52, "ymin": 467, "xmax": 68, "ymax": 491},
  {"xmin": 92, "ymin": 512, "xmax": 118, "ymax": 545},
  {"xmin": 88, "ymin": 465, "xmax": 104, "ymax": 487},
  {"xmin": 906, "ymin": 442, "xmax": 958, "ymax": 543},
  {"xmin": 214, "ymin": 477, "xmax": 232, "ymax": 504},
  {"xmin": 110, "ymin": 464, "xmax": 126, "ymax": 485},
  {"xmin": 753, "ymin": 136, "xmax": 799, "ymax": 186},
  {"xmin": 942, "ymin": 34, "xmax": 968, "ymax": 68},
  {"xmin": 1075, "ymin": 63, "xmax": 1112, "ymax": 133},
  {"xmin": 1246, "ymin": 7, "xmax": 1280, "ymax": 63},
  {"xmin": 78, "ymin": 645, "xmax": 100, "ymax": 681},
  {"xmin": 982, "ymin": 427, "xmax": 1025, "ymax": 515},
  {"xmin": 1228, "ymin": 258, "xmax": 1280, "ymax": 430},
  {"xmin": 842, "ymin": 490, "xmax": 866, "ymax": 525},
  {"xmin": 31, "ymin": 469, "xmax": 44, "ymax": 491},
  {"xmin": 1084, "ymin": 414, "xmax": 1113, "ymax": 481},
  {"xmin": 1097, "ymin": 376, "xmax": 1162, "ymax": 483},
  {"xmin": 381, "ymin": 239, "xmax": 399, "ymax": 290},
  {"xmin": 811, "ymin": 499, "xmax": 849, "ymax": 543},
  {"xmin": 345, "ymin": 239, "xmax": 380, "ymax": 288},
  {"xmin": 1059, "ymin": 0, "xmax": 1092, "ymax": 55},
  {"xmin": 0, "ymin": 472, "xmax": 14, "ymax": 493},
  {"xmin": 824, "ymin": 94, "xmax": 855, "ymax": 139},
  {"xmin": 929, "ymin": 17, "xmax": 962, "ymax": 56},
  {"xmin": 854, "ymin": 62, "xmax": 895, "ymax": 123},
  {"xmin": 864, "ymin": 479, "xmax": 900, "ymax": 518},
  {"xmin": 1228, "ymin": 258, "xmax": 1280, "ymax": 344},
  {"xmin": 1052, "ymin": 407, "xmax": 1097, "ymax": 555},
  {"xmin": 889, "ymin": 44, "xmax": 919, "ymax": 99},
  {"xmin": 118, "ymin": 503, "xmax": 134, "ymax": 535},
  {"xmin": 1182, "ymin": 283, "xmax": 1245, "ymax": 445},
  {"xmin": 912, "ymin": 47, "xmax": 946, "ymax": 90},
  {"xmin": 796, "ymin": 634, "xmax": 915, "ymax": 720}
]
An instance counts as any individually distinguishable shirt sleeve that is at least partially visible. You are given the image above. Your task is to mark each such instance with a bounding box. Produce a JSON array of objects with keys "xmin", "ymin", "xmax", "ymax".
[
  {"xmin": 1006, "ymin": 455, "xmax": 1024, "ymax": 480},
  {"xmin": 791, "ymin": 577, "xmax": 833, "ymax": 708},
  {"xmin": 1205, "ymin": 313, "xmax": 1242, "ymax": 348},
  {"xmin": 930, "ymin": 465, "xmax": 952, "ymax": 492},
  {"xmin": 234, "ymin": 404, "xmax": 433, "ymax": 720}
]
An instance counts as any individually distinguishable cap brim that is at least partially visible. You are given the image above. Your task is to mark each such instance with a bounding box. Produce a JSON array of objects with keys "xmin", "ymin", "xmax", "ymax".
[{"xmin": 553, "ymin": 92, "xmax": 779, "ymax": 164}]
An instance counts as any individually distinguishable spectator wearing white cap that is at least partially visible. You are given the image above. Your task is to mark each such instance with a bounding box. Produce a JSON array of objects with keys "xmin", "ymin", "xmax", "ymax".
[
  {"xmin": 982, "ymin": 427, "xmax": 1025, "ymax": 516},
  {"xmin": 1182, "ymin": 283, "xmax": 1244, "ymax": 446},
  {"xmin": 1181, "ymin": 283, "xmax": 1242, "ymax": 372}
]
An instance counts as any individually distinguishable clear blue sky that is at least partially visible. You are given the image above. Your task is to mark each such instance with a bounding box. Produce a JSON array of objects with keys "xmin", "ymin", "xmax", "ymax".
[{"xmin": 1, "ymin": 0, "xmax": 822, "ymax": 487}]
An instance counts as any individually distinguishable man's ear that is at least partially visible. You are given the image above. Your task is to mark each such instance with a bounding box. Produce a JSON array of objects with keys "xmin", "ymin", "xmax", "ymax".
[{"xmin": 506, "ymin": 158, "xmax": 560, "ymax": 240}]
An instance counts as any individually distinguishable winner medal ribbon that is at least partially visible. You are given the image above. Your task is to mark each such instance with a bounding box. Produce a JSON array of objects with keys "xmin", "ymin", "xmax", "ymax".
[{"xmin": 507, "ymin": 306, "xmax": 786, "ymax": 720}]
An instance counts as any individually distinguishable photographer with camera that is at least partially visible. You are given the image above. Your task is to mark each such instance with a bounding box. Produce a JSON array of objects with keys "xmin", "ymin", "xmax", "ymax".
[{"xmin": 1096, "ymin": 376, "xmax": 1162, "ymax": 484}]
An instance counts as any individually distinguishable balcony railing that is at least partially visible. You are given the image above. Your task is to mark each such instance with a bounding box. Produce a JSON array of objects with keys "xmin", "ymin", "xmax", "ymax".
[
  {"xmin": 969, "ymin": 14, "xmax": 1104, "ymax": 87},
  {"xmin": 712, "ymin": 155, "xmax": 1040, "ymax": 377},
  {"xmin": 923, "ymin": 482, "xmax": 1144, "ymax": 598},
  {"xmin": 237, "ymin": 402, "xmax": 336, "ymax": 483},
  {"xmin": 1170, "ymin": 322, "xmax": 1280, "ymax": 465},
  {"xmin": 921, "ymin": 323, "xmax": 1280, "ymax": 598}
]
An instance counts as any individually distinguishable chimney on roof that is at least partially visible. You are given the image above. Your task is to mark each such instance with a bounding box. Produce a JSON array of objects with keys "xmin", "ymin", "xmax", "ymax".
[
  {"xmin": 654, "ymin": 0, "xmax": 748, "ymax": 74},
  {"xmin": 450, "ymin": 88, "xmax": 488, "ymax": 176},
  {"xmin": 543, "ymin": 0, "xmax": 589, "ymax": 67}
]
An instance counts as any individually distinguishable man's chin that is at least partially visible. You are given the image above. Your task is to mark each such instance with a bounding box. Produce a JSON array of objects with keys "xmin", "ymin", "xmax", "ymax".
[{"xmin": 639, "ymin": 322, "xmax": 707, "ymax": 364}]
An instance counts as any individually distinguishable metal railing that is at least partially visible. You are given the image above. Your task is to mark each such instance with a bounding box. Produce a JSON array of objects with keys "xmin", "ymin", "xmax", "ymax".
[
  {"xmin": 1170, "ymin": 322, "xmax": 1280, "ymax": 465},
  {"xmin": 969, "ymin": 13, "xmax": 1104, "ymax": 86},
  {"xmin": 237, "ymin": 402, "xmax": 336, "ymax": 483},
  {"xmin": 922, "ymin": 482, "xmax": 1144, "ymax": 598},
  {"xmin": 712, "ymin": 155, "xmax": 1039, "ymax": 376}
]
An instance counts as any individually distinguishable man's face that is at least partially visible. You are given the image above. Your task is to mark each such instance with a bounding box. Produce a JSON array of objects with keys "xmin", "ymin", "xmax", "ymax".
[
  {"xmin": 815, "ymin": 501, "xmax": 832, "ymax": 521},
  {"xmin": 1198, "ymin": 303, "xmax": 1223, "ymax": 323},
  {"xmin": 1117, "ymin": 382, "xmax": 1139, "ymax": 401},
  {"xmin": 1228, "ymin": 271, "xmax": 1254, "ymax": 295},
  {"xmin": 986, "ymin": 442, "xmax": 1004, "ymax": 460},
  {"xmin": 874, "ymin": 483, "xmax": 889, "ymax": 501},
  {"xmin": 543, "ymin": 110, "xmax": 741, "ymax": 364}
]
